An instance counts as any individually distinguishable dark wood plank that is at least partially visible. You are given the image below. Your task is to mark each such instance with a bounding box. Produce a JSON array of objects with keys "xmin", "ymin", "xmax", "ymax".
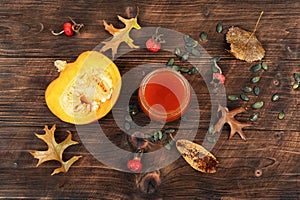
[{"xmin": 0, "ymin": 0, "xmax": 299, "ymax": 199}]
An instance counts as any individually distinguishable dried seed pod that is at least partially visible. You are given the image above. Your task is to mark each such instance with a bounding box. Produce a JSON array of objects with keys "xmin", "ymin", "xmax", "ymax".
[
  {"xmin": 254, "ymin": 86, "xmax": 260, "ymax": 96},
  {"xmin": 176, "ymin": 139, "xmax": 219, "ymax": 173},
  {"xmin": 250, "ymin": 113, "xmax": 259, "ymax": 122},
  {"xmin": 252, "ymin": 101, "xmax": 264, "ymax": 109},
  {"xmin": 278, "ymin": 111, "xmax": 285, "ymax": 120},
  {"xmin": 272, "ymin": 93, "xmax": 280, "ymax": 102},
  {"xmin": 240, "ymin": 94, "xmax": 250, "ymax": 102},
  {"xmin": 216, "ymin": 23, "xmax": 223, "ymax": 33},
  {"xmin": 251, "ymin": 76, "xmax": 261, "ymax": 83},
  {"xmin": 261, "ymin": 62, "xmax": 268, "ymax": 71},
  {"xmin": 242, "ymin": 86, "xmax": 252, "ymax": 93},
  {"xmin": 228, "ymin": 95, "xmax": 239, "ymax": 101},
  {"xmin": 251, "ymin": 64, "xmax": 262, "ymax": 72}
]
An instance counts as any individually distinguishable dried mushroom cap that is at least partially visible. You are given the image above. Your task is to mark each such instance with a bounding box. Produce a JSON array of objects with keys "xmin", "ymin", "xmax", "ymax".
[{"xmin": 226, "ymin": 26, "xmax": 265, "ymax": 62}]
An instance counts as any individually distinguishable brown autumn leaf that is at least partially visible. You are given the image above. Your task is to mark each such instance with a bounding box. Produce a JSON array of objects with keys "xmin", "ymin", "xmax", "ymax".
[
  {"xmin": 226, "ymin": 11, "xmax": 265, "ymax": 62},
  {"xmin": 30, "ymin": 124, "xmax": 82, "ymax": 175},
  {"xmin": 100, "ymin": 14, "xmax": 141, "ymax": 59},
  {"xmin": 214, "ymin": 105, "xmax": 252, "ymax": 141},
  {"xmin": 176, "ymin": 139, "xmax": 219, "ymax": 173}
]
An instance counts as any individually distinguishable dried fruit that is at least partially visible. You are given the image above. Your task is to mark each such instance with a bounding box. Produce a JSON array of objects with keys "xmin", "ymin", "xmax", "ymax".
[
  {"xmin": 213, "ymin": 105, "xmax": 251, "ymax": 140},
  {"xmin": 278, "ymin": 111, "xmax": 285, "ymax": 120},
  {"xmin": 45, "ymin": 51, "xmax": 122, "ymax": 124},
  {"xmin": 101, "ymin": 13, "xmax": 141, "ymax": 59},
  {"xmin": 242, "ymin": 86, "xmax": 252, "ymax": 93},
  {"xmin": 176, "ymin": 139, "xmax": 219, "ymax": 173},
  {"xmin": 254, "ymin": 86, "xmax": 260, "ymax": 96},
  {"xmin": 216, "ymin": 23, "xmax": 223, "ymax": 33},
  {"xmin": 240, "ymin": 94, "xmax": 250, "ymax": 102},
  {"xmin": 250, "ymin": 113, "xmax": 259, "ymax": 122},
  {"xmin": 272, "ymin": 93, "xmax": 280, "ymax": 102},
  {"xmin": 251, "ymin": 64, "xmax": 262, "ymax": 72},
  {"xmin": 252, "ymin": 101, "xmax": 264, "ymax": 109},
  {"xmin": 30, "ymin": 125, "xmax": 82, "ymax": 175},
  {"xmin": 226, "ymin": 12, "xmax": 265, "ymax": 62},
  {"xmin": 251, "ymin": 76, "xmax": 261, "ymax": 83},
  {"xmin": 228, "ymin": 95, "xmax": 239, "ymax": 101}
]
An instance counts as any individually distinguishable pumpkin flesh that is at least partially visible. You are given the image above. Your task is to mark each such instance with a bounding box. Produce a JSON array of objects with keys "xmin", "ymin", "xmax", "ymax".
[{"xmin": 45, "ymin": 51, "xmax": 121, "ymax": 124}]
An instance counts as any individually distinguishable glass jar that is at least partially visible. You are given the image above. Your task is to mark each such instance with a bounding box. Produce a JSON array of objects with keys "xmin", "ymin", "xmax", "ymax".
[{"xmin": 138, "ymin": 68, "xmax": 191, "ymax": 122}]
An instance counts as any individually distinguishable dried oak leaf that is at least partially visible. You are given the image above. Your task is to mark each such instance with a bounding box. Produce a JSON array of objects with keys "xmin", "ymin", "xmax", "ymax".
[
  {"xmin": 30, "ymin": 124, "xmax": 82, "ymax": 175},
  {"xmin": 100, "ymin": 14, "xmax": 141, "ymax": 59},
  {"xmin": 226, "ymin": 27, "xmax": 265, "ymax": 62},
  {"xmin": 176, "ymin": 139, "xmax": 219, "ymax": 173},
  {"xmin": 214, "ymin": 105, "xmax": 251, "ymax": 141}
]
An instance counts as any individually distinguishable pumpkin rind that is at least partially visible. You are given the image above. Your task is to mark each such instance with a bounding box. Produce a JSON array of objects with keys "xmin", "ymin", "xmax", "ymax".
[{"xmin": 45, "ymin": 51, "xmax": 121, "ymax": 124}]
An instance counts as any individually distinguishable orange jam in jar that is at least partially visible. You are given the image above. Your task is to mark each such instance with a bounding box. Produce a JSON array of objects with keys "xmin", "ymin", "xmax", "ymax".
[{"xmin": 138, "ymin": 68, "xmax": 191, "ymax": 122}]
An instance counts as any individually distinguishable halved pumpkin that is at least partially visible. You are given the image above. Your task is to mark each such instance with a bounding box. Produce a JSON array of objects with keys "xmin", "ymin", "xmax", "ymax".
[{"xmin": 45, "ymin": 51, "xmax": 121, "ymax": 124}]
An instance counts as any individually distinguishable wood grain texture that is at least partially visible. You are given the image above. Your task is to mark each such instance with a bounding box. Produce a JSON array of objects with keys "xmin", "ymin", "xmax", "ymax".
[{"xmin": 1, "ymin": 0, "xmax": 299, "ymax": 199}]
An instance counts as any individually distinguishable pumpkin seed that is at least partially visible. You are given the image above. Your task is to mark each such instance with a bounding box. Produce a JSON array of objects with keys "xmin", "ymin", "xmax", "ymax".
[
  {"xmin": 181, "ymin": 52, "xmax": 190, "ymax": 61},
  {"xmin": 292, "ymin": 82, "xmax": 299, "ymax": 89},
  {"xmin": 184, "ymin": 35, "xmax": 192, "ymax": 43},
  {"xmin": 207, "ymin": 136, "xmax": 216, "ymax": 143},
  {"xmin": 191, "ymin": 48, "xmax": 201, "ymax": 57},
  {"xmin": 272, "ymin": 93, "xmax": 279, "ymax": 102},
  {"xmin": 261, "ymin": 62, "xmax": 268, "ymax": 71},
  {"xmin": 254, "ymin": 86, "xmax": 260, "ymax": 96},
  {"xmin": 167, "ymin": 58, "xmax": 174, "ymax": 66},
  {"xmin": 124, "ymin": 122, "xmax": 131, "ymax": 131},
  {"xmin": 180, "ymin": 67, "xmax": 190, "ymax": 73},
  {"xmin": 208, "ymin": 125, "xmax": 214, "ymax": 134},
  {"xmin": 228, "ymin": 95, "xmax": 239, "ymax": 101},
  {"xmin": 158, "ymin": 130, "xmax": 163, "ymax": 140},
  {"xmin": 185, "ymin": 39, "xmax": 198, "ymax": 47},
  {"xmin": 188, "ymin": 67, "xmax": 198, "ymax": 75},
  {"xmin": 240, "ymin": 94, "xmax": 250, "ymax": 102},
  {"xmin": 216, "ymin": 23, "xmax": 223, "ymax": 33},
  {"xmin": 153, "ymin": 131, "xmax": 159, "ymax": 141},
  {"xmin": 250, "ymin": 113, "xmax": 259, "ymax": 122},
  {"xmin": 164, "ymin": 129, "xmax": 175, "ymax": 134},
  {"xmin": 252, "ymin": 101, "xmax": 264, "ymax": 109},
  {"xmin": 200, "ymin": 32, "xmax": 207, "ymax": 41},
  {"xmin": 251, "ymin": 64, "xmax": 262, "ymax": 72},
  {"xmin": 212, "ymin": 56, "xmax": 221, "ymax": 62},
  {"xmin": 242, "ymin": 86, "xmax": 252, "ymax": 93},
  {"xmin": 145, "ymin": 133, "xmax": 152, "ymax": 141},
  {"xmin": 293, "ymin": 73, "xmax": 300, "ymax": 83},
  {"xmin": 161, "ymin": 132, "xmax": 168, "ymax": 141},
  {"xmin": 125, "ymin": 115, "xmax": 132, "ymax": 122},
  {"xmin": 164, "ymin": 143, "xmax": 171, "ymax": 150},
  {"xmin": 251, "ymin": 76, "xmax": 261, "ymax": 83},
  {"xmin": 174, "ymin": 48, "xmax": 181, "ymax": 57},
  {"xmin": 185, "ymin": 45, "xmax": 194, "ymax": 53},
  {"xmin": 278, "ymin": 111, "xmax": 285, "ymax": 120},
  {"xmin": 172, "ymin": 65, "xmax": 180, "ymax": 71}
]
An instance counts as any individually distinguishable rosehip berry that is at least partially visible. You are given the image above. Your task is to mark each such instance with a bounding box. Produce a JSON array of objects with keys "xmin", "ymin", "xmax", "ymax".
[
  {"xmin": 127, "ymin": 158, "xmax": 142, "ymax": 173},
  {"xmin": 63, "ymin": 22, "xmax": 74, "ymax": 36},
  {"xmin": 146, "ymin": 38, "xmax": 161, "ymax": 52},
  {"xmin": 214, "ymin": 73, "xmax": 226, "ymax": 84}
]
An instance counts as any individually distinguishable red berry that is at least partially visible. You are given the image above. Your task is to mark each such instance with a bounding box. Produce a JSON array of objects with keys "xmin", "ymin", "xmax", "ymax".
[
  {"xmin": 146, "ymin": 38, "xmax": 161, "ymax": 52},
  {"xmin": 127, "ymin": 158, "xmax": 142, "ymax": 172},
  {"xmin": 63, "ymin": 22, "xmax": 74, "ymax": 36},
  {"xmin": 214, "ymin": 73, "xmax": 226, "ymax": 84}
]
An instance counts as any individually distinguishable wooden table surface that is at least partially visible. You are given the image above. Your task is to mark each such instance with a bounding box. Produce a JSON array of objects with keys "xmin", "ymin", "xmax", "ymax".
[{"xmin": 1, "ymin": 0, "xmax": 299, "ymax": 199}]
